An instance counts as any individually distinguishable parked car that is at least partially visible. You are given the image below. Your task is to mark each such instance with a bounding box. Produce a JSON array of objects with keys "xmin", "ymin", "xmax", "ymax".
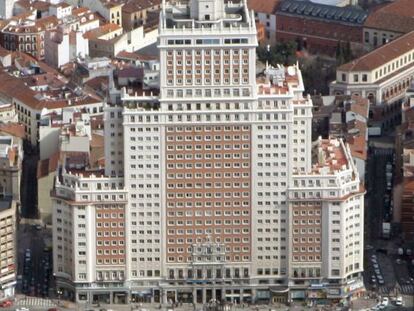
[
  {"xmin": 395, "ymin": 296, "xmax": 403, "ymax": 306},
  {"xmin": 0, "ymin": 300, "xmax": 13, "ymax": 307}
]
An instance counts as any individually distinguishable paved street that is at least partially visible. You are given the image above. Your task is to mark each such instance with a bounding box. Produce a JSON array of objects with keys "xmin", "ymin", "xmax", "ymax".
[
  {"xmin": 363, "ymin": 143, "xmax": 414, "ymax": 308},
  {"xmin": 16, "ymin": 223, "xmax": 52, "ymax": 299},
  {"xmin": 20, "ymin": 147, "xmax": 39, "ymax": 219}
]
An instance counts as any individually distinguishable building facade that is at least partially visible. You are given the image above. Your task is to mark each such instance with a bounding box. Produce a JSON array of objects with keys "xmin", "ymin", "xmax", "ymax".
[
  {"xmin": 52, "ymin": 0, "xmax": 364, "ymax": 305},
  {"xmin": 275, "ymin": 0, "xmax": 366, "ymax": 56},
  {"xmin": 0, "ymin": 16, "xmax": 59, "ymax": 60},
  {"xmin": 363, "ymin": 0, "xmax": 414, "ymax": 50},
  {"xmin": 0, "ymin": 199, "xmax": 17, "ymax": 302},
  {"xmin": 330, "ymin": 30, "xmax": 414, "ymax": 130}
]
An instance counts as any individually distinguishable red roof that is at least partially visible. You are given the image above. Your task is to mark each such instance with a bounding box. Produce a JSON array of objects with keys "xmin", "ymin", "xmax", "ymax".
[
  {"xmin": 338, "ymin": 30, "xmax": 414, "ymax": 72},
  {"xmin": 247, "ymin": 0, "xmax": 281, "ymax": 14}
]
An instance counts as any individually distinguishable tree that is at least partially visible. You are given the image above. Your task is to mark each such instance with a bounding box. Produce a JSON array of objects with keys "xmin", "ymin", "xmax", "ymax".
[{"xmin": 257, "ymin": 41, "xmax": 298, "ymax": 66}]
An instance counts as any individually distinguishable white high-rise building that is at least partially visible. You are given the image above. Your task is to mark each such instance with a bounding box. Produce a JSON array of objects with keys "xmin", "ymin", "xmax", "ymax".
[
  {"xmin": 52, "ymin": 0, "xmax": 364, "ymax": 306},
  {"xmin": 0, "ymin": 0, "xmax": 16, "ymax": 19}
]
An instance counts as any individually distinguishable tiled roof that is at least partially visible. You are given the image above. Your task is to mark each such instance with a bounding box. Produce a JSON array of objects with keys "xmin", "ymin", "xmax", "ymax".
[
  {"xmin": 277, "ymin": 0, "xmax": 367, "ymax": 25},
  {"xmin": 338, "ymin": 30, "xmax": 414, "ymax": 72},
  {"xmin": 0, "ymin": 123, "xmax": 25, "ymax": 139},
  {"xmin": 15, "ymin": 0, "xmax": 52, "ymax": 11},
  {"xmin": 247, "ymin": 0, "xmax": 281, "ymax": 15},
  {"xmin": 364, "ymin": 0, "xmax": 414, "ymax": 33},
  {"xmin": 122, "ymin": 0, "xmax": 161, "ymax": 13},
  {"xmin": 83, "ymin": 23, "xmax": 121, "ymax": 40},
  {"xmin": 0, "ymin": 72, "xmax": 41, "ymax": 109},
  {"xmin": 37, "ymin": 151, "xmax": 60, "ymax": 178},
  {"xmin": 116, "ymin": 50, "xmax": 158, "ymax": 61}
]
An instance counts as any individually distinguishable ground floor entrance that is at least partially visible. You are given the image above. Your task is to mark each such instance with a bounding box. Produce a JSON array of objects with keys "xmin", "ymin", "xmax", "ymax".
[{"xmin": 162, "ymin": 287, "xmax": 252, "ymax": 304}]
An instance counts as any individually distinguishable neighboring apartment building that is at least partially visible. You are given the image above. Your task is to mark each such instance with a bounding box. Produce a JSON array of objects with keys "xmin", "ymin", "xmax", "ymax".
[
  {"xmin": 276, "ymin": 0, "xmax": 367, "ymax": 56},
  {"xmin": 45, "ymin": 26, "xmax": 89, "ymax": 68},
  {"xmin": 0, "ymin": 103, "xmax": 18, "ymax": 123},
  {"xmin": 330, "ymin": 30, "xmax": 414, "ymax": 131},
  {"xmin": 0, "ymin": 199, "xmax": 17, "ymax": 302},
  {"xmin": 0, "ymin": 15, "xmax": 60, "ymax": 60},
  {"xmin": 247, "ymin": 0, "xmax": 280, "ymax": 45},
  {"xmin": 0, "ymin": 70, "xmax": 103, "ymax": 146},
  {"xmin": 52, "ymin": 0, "xmax": 364, "ymax": 305},
  {"xmin": 84, "ymin": 24, "xmax": 157, "ymax": 58},
  {"xmin": 363, "ymin": 0, "xmax": 414, "ymax": 50},
  {"xmin": 122, "ymin": 0, "xmax": 161, "ymax": 32},
  {"xmin": 287, "ymin": 138, "xmax": 364, "ymax": 301},
  {"xmin": 77, "ymin": 0, "xmax": 123, "ymax": 26},
  {"xmin": 0, "ymin": 135, "xmax": 22, "ymax": 202},
  {"xmin": 312, "ymin": 95, "xmax": 369, "ymax": 183}
]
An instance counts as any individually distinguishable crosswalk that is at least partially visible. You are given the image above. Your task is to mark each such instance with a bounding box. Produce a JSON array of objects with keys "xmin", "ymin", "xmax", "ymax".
[
  {"xmin": 377, "ymin": 284, "xmax": 414, "ymax": 295},
  {"xmin": 373, "ymin": 148, "xmax": 394, "ymax": 156},
  {"xmin": 16, "ymin": 297, "xmax": 57, "ymax": 308},
  {"xmin": 378, "ymin": 286, "xmax": 393, "ymax": 295},
  {"xmin": 398, "ymin": 284, "xmax": 414, "ymax": 295}
]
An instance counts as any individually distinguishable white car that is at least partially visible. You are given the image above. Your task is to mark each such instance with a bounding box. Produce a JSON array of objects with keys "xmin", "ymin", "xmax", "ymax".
[
  {"xmin": 395, "ymin": 296, "xmax": 403, "ymax": 306},
  {"xmin": 382, "ymin": 297, "xmax": 389, "ymax": 306}
]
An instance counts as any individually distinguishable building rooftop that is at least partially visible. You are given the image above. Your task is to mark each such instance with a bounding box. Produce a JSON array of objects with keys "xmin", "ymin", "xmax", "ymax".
[
  {"xmin": 247, "ymin": 0, "xmax": 281, "ymax": 15},
  {"xmin": 338, "ymin": 30, "xmax": 414, "ymax": 72},
  {"xmin": 310, "ymin": 138, "xmax": 350, "ymax": 175},
  {"xmin": 122, "ymin": 0, "xmax": 161, "ymax": 13},
  {"xmin": 277, "ymin": 0, "xmax": 367, "ymax": 25},
  {"xmin": 256, "ymin": 65, "xmax": 302, "ymax": 96},
  {"xmin": 364, "ymin": 0, "xmax": 414, "ymax": 33},
  {"xmin": 83, "ymin": 23, "xmax": 122, "ymax": 40},
  {"xmin": 15, "ymin": 0, "xmax": 52, "ymax": 12},
  {"xmin": 161, "ymin": 0, "xmax": 254, "ymax": 31}
]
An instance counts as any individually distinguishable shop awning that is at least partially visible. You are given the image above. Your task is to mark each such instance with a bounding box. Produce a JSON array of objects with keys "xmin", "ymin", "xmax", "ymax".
[{"xmin": 270, "ymin": 286, "xmax": 289, "ymax": 293}]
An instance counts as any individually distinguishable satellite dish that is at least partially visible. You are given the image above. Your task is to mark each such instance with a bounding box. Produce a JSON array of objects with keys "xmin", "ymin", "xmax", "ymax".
[
  {"xmin": 40, "ymin": 107, "xmax": 48, "ymax": 116},
  {"xmin": 287, "ymin": 66, "xmax": 296, "ymax": 76}
]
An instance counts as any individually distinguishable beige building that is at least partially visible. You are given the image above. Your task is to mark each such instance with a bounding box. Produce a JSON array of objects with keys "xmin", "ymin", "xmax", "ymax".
[
  {"xmin": 330, "ymin": 30, "xmax": 414, "ymax": 130},
  {"xmin": 121, "ymin": 0, "xmax": 161, "ymax": 32},
  {"xmin": 363, "ymin": 0, "xmax": 414, "ymax": 50},
  {"xmin": 0, "ymin": 135, "xmax": 22, "ymax": 202},
  {"xmin": 0, "ymin": 199, "xmax": 17, "ymax": 302},
  {"xmin": 79, "ymin": 0, "xmax": 123, "ymax": 26}
]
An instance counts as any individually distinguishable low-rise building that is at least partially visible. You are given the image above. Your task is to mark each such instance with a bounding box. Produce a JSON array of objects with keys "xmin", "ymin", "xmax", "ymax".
[
  {"xmin": 76, "ymin": 0, "xmax": 123, "ymax": 26},
  {"xmin": 0, "ymin": 15, "xmax": 60, "ymax": 60},
  {"xmin": 85, "ymin": 24, "xmax": 157, "ymax": 58},
  {"xmin": 0, "ymin": 103, "xmax": 18, "ymax": 123},
  {"xmin": 38, "ymin": 109, "xmax": 103, "ymax": 224},
  {"xmin": 363, "ymin": 0, "xmax": 414, "ymax": 50},
  {"xmin": 312, "ymin": 95, "xmax": 369, "ymax": 183},
  {"xmin": 330, "ymin": 30, "xmax": 414, "ymax": 130},
  {"xmin": 275, "ymin": 0, "xmax": 367, "ymax": 56},
  {"xmin": 13, "ymin": 0, "xmax": 52, "ymax": 17},
  {"xmin": 248, "ymin": 0, "xmax": 280, "ymax": 45},
  {"xmin": 0, "ymin": 70, "xmax": 103, "ymax": 145},
  {"xmin": 121, "ymin": 0, "xmax": 161, "ymax": 32},
  {"xmin": 45, "ymin": 26, "xmax": 89, "ymax": 68},
  {"xmin": 0, "ymin": 134, "xmax": 22, "ymax": 202}
]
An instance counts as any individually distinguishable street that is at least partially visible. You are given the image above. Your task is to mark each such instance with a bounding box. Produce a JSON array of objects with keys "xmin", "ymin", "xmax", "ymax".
[
  {"xmin": 16, "ymin": 224, "xmax": 52, "ymax": 299},
  {"xmin": 364, "ymin": 144, "xmax": 414, "ymax": 308}
]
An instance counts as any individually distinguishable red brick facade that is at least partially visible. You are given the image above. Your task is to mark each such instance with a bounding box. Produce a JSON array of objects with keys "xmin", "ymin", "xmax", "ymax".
[{"xmin": 276, "ymin": 14, "xmax": 363, "ymax": 56}]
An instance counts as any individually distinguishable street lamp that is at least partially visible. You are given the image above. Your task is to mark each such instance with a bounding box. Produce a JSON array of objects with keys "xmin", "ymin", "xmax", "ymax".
[{"xmin": 57, "ymin": 289, "xmax": 63, "ymax": 306}]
